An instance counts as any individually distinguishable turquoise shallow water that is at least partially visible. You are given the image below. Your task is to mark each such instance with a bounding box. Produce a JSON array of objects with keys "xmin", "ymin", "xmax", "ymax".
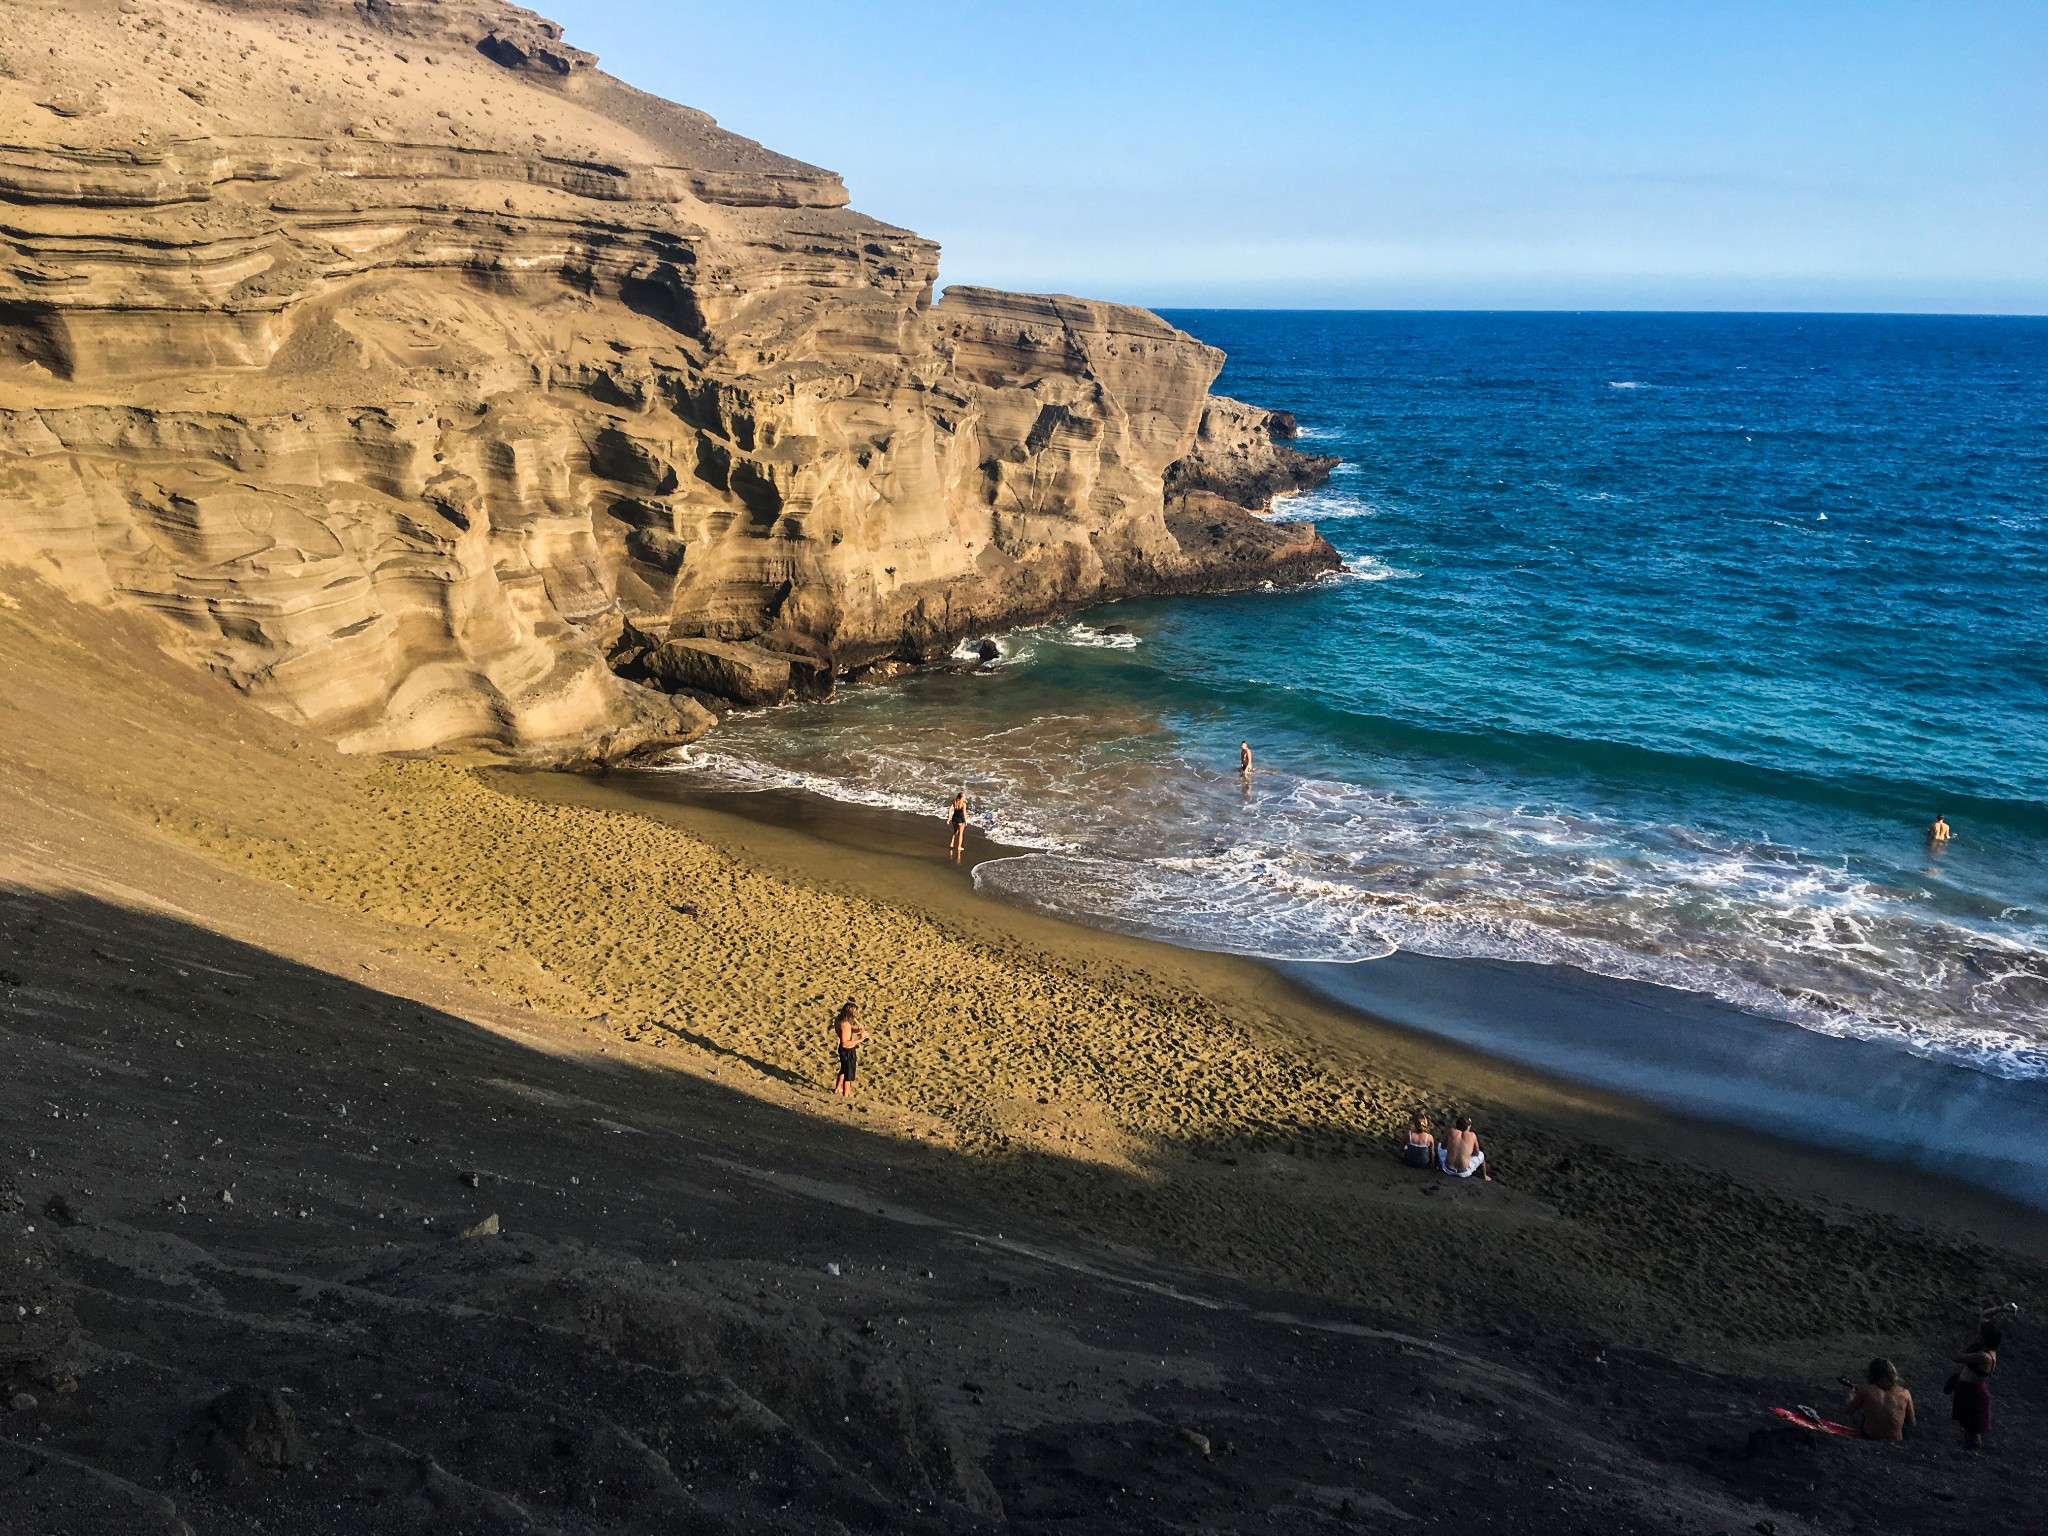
[{"xmin": 661, "ymin": 313, "xmax": 2048, "ymax": 1083}]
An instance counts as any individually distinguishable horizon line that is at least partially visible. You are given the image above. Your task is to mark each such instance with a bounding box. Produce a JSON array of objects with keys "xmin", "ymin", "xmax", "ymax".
[{"xmin": 933, "ymin": 294, "xmax": 2048, "ymax": 321}]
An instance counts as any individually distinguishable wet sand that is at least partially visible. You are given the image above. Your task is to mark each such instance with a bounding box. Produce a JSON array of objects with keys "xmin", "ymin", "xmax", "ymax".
[{"xmin": 1287, "ymin": 950, "xmax": 2048, "ymax": 1211}]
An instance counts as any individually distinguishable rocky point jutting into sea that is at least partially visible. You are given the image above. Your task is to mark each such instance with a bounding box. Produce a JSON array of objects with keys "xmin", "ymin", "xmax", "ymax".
[{"xmin": 0, "ymin": 0, "xmax": 1335, "ymax": 761}]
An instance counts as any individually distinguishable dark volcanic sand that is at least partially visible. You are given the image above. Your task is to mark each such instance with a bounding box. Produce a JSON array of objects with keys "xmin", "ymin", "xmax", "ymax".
[{"xmin": 7, "ymin": 886, "xmax": 2042, "ymax": 1536}]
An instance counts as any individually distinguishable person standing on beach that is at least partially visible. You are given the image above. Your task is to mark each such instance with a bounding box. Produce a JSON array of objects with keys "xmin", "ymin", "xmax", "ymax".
[
  {"xmin": 947, "ymin": 789, "xmax": 969, "ymax": 860},
  {"xmin": 1945, "ymin": 1351, "xmax": 1993, "ymax": 1451},
  {"xmin": 832, "ymin": 1000, "xmax": 868, "ymax": 1099},
  {"xmin": 1943, "ymin": 1319, "xmax": 2000, "ymax": 1450}
]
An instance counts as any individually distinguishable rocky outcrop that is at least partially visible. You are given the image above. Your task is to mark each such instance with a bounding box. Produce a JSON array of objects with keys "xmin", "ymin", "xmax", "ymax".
[
  {"xmin": 0, "ymin": 0, "xmax": 1335, "ymax": 758},
  {"xmin": 1166, "ymin": 396, "xmax": 1341, "ymax": 512},
  {"xmin": 640, "ymin": 637, "xmax": 830, "ymax": 709}
]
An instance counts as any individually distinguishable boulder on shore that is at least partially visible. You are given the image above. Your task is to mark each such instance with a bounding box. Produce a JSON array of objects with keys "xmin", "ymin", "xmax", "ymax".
[{"xmin": 645, "ymin": 639, "xmax": 801, "ymax": 708}]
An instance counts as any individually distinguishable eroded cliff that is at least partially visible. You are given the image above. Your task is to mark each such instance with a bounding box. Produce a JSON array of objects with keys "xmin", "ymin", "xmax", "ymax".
[{"xmin": 0, "ymin": 0, "xmax": 1336, "ymax": 757}]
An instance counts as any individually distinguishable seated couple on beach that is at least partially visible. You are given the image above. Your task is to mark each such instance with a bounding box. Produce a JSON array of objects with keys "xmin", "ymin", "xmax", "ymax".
[{"xmin": 1404, "ymin": 1111, "xmax": 1493, "ymax": 1182}]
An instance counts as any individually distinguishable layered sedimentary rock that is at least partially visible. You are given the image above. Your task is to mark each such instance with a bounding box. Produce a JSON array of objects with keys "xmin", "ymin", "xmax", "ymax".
[
  {"xmin": 0, "ymin": 0, "xmax": 1336, "ymax": 757},
  {"xmin": 1168, "ymin": 396, "xmax": 1341, "ymax": 514}
]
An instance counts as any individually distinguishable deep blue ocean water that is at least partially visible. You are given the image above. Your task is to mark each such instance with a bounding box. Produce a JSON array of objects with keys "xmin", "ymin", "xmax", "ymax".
[{"xmin": 667, "ymin": 313, "xmax": 2048, "ymax": 1083}]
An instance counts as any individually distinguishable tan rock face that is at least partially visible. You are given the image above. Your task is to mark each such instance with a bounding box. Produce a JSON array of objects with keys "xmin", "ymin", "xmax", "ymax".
[{"xmin": 0, "ymin": 0, "xmax": 1335, "ymax": 758}]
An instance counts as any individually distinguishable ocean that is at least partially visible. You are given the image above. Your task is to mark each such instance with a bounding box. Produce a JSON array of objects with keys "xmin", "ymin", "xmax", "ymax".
[{"xmin": 647, "ymin": 312, "xmax": 2048, "ymax": 1137}]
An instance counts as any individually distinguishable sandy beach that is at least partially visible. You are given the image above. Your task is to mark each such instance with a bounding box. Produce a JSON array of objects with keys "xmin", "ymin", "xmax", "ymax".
[
  {"xmin": 4, "ymin": 572, "xmax": 2044, "ymax": 1532},
  {"xmin": 504, "ymin": 767, "xmax": 2048, "ymax": 1344}
]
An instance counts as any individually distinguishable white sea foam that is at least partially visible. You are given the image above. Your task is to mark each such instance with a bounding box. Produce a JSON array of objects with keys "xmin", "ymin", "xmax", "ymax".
[
  {"xmin": 946, "ymin": 634, "xmax": 1040, "ymax": 670},
  {"xmin": 1608, "ymin": 380, "xmax": 1650, "ymax": 389},
  {"xmin": 1265, "ymin": 487, "xmax": 1384, "ymax": 523},
  {"xmin": 973, "ymin": 825, "xmax": 2048, "ymax": 1081},
  {"xmin": 650, "ymin": 696, "xmax": 2048, "ymax": 1084},
  {"xmin": 1038, "ymin": 620, "xmax": 1141, "ymax": 649},
  {"xmin": 945, "ymin": 620, "xmax": 1139, "ymax": 669},
  {"xmin": 1319, "ymin": 553, "xmax": 1420, "ymax": 585},
  {"xmin": 653, "ymin": 743, "xmax": 1071, "ymax": 851}
]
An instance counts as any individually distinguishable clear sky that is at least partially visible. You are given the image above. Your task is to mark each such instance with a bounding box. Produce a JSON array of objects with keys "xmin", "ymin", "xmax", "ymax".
[{"xmin": 539, "ymin": 1, "xmax": 2046, "ymax": 313}]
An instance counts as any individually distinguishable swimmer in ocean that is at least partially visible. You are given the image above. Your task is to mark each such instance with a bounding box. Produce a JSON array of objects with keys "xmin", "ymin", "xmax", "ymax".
[
  {"xmin": 1240, "ymin": 741, "xmax": 1253, "ymax": 777},
  {"xmin": 1929, "ymin": 814, "xmax": 1951, "ymax": 845}
]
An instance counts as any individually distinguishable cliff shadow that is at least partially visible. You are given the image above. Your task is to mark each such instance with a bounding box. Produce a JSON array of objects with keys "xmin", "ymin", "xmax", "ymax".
[{"xmin": 2, "ymin": 886, "xmax": 2041, "ymax": 1536}]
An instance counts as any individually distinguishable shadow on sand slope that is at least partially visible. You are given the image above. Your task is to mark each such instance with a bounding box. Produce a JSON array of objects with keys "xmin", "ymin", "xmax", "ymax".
[{"xmin": 3, "ymin": 889, "xmax": 2044, "ymax": 1535}]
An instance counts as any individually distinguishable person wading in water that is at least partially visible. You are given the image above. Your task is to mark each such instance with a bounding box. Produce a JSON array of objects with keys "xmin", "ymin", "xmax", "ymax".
[{"xmin": 947, "ymin": 789, "xmax": 969, "ymax": 860}]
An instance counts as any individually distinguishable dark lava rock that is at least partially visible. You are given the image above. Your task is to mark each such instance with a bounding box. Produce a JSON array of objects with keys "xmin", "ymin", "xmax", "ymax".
[
  {"xmin": 41, "ymin": 1193, "xmax": 81, "ymax": 1227},
  {"xmin": 204, "ymin": 1385, "xmax": 311, "ymax": 1471}
]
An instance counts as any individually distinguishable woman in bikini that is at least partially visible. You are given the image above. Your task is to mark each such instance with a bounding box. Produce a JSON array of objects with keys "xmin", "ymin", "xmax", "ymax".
[
  {"xmin": 947, "ymin": 789, "xmax": 968, "ymax": 859},
  {"xmin": 1945, "ymin": 1320, "xmax": 2000, "ymax": 1450},
  {"xmin": 1403, "ymin": 1110, "xmax": 1437, "ymax": 1168}
]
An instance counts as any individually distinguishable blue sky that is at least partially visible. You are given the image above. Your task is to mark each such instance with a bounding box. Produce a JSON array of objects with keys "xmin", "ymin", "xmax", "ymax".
[{"xmin": 541, "ymin": 2, "xmax": 2046, "ymax": 312}]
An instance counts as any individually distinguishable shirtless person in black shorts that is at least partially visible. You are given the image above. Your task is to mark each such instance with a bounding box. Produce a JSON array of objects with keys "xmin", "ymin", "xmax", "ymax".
[{"xmin": 833, "ymin": 1000, "xmax": 868, "ymax": 1099}]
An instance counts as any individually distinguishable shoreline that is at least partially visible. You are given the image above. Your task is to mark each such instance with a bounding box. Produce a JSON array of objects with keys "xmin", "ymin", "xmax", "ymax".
[
  {"xmin": 1284, "ymin": 951, "xmax": 2048, "ymax": 1212},
  {"xmin": 506, "ymin": 764, "xmax": 2048, "ymax": 1254}
]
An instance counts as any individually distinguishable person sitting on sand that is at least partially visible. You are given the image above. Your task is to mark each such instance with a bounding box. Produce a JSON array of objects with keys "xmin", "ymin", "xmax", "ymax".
[
  {"xmin": 1403, "ymin": 1110, "xmax": 1437, "ymax": 1168},
  {"xmin": 1844, "ymin": 1358, "xmax": 1914, "ymax": 1441},
  {"xmin": 947, "ymin": 789, "xmax": 968, "ymax": 860},
  {"xmin": 832, "ymin": 1000, "xmax": 868, "ymax": 1100},
  {"xmin": 1438, "ymin": 1114, "xmax": 1492, "ymax": 1181}
]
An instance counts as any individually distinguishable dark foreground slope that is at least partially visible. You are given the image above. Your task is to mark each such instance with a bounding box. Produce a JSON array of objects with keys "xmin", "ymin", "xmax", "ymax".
[{"xmin": 7, "ymin": 866, "xmax": 2044, "ymax": 1535}]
